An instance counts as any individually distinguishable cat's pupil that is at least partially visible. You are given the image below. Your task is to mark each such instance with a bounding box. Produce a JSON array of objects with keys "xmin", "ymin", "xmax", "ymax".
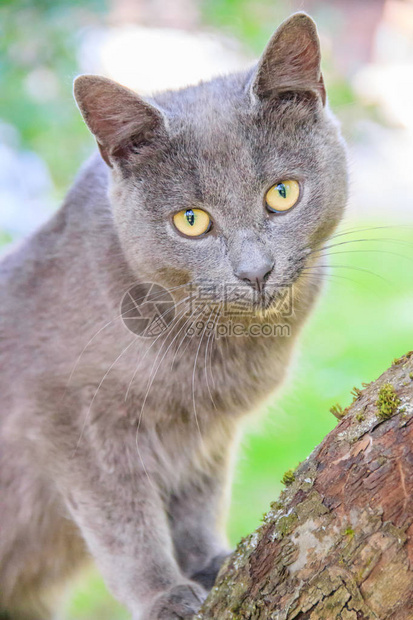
[
  {"xmin": 277, "ymin": 183, "xmax": 287, "ymax": 199},
  {"xmin": 185, "ymin": 210, "xmax": 195, "ymax": 226}
]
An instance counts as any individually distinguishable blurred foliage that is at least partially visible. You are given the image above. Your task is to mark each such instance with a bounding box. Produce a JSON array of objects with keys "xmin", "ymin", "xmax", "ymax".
[
  {"xmin": 0, "ymin": 0, "xmax": 107, "ymax": 194},
  {"xmin": 202, "ymin": 0, "xmax": 289, "ymax": 53},
  {"xmin": 0, "ymin": 230, "xmax": 13, "ymax": 246},
  {"xmin": 67, "ymin": 569, "xmax": 129, "ymax": 620}
]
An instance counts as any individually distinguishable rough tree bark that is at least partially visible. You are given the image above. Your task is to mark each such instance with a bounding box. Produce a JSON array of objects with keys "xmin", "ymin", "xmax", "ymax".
[{"xmin": 197, "ymin": 351, "xmax": 413, "ymax": 619}]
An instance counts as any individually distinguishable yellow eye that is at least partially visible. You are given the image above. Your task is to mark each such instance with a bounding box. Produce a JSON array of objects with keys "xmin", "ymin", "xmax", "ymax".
[
  {"xmin": 265, "ymin": 180, "xmax": 300, "ymax": 213},
  {"xmin": 173, "ymin": 208, "xmax": 212, "ymax": 237}
]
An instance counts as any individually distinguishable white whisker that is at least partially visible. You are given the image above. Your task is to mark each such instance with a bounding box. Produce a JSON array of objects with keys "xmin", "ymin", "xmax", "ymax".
[
  {"xmin": 124, "ymin": 295, "xmax": 192, "ymax": 402},
  {"xmin": 191, "ymin": 310, "xmax": 212, "ymax": 444},
  {"xmin": 134, "ymin": 305, "xmax": 204, "ymax": 487},
  {"xmin": 204, "ymin": 304, "xmax": 221, "ymax": 409}
]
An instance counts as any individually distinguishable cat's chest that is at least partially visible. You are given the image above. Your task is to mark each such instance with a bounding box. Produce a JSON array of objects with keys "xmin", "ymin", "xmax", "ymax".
[{"xmin": 110, "ymin": 330, "xmax": 293, "ymax": 421}]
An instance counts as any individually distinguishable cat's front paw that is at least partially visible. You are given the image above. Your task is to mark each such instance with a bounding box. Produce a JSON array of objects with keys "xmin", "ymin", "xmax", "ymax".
[
  {"xmin": 144, "ymin": 582, "xmax": 207, "ymax": 619},
  {"xmin": 191, "ymin": 551, "xmax": 231, "ymax": 590}
]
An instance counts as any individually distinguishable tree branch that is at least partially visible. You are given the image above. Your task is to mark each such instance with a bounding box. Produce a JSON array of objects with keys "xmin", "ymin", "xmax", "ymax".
[{"xmin": 198, "ymin": 351, "xmax": 413, "ymax": 619}]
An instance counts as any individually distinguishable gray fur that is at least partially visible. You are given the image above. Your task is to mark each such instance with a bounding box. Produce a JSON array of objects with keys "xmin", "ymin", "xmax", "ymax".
[{"xmin": 0, "ymin": 14, "xmax": 347, "ymax": 619}]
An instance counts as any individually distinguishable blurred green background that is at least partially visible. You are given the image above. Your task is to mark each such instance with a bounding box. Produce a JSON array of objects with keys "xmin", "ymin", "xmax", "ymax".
[{"xmin": 1, "ymin": 0, "xmax": 412, "ymax": 617}]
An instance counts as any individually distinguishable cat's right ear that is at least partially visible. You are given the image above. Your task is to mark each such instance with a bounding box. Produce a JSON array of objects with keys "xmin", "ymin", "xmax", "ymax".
[{"xmin": 73, "ymin": 75, "xmax": 166, "ymax": 168}]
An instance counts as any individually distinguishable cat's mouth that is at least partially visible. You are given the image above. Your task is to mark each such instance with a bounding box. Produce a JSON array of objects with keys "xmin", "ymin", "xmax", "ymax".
[
  {"xmin": 255, "ymin": 286, "xmax": 293, "ymax": 316},
  {"xmin": 218, "ymin": 283, "xmax": 294, "ymax": 320}
]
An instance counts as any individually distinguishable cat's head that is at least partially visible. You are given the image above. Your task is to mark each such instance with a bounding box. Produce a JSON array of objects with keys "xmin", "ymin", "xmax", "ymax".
[{"xmin": 74, "ymin": 13, "xmax": 347, "ymax": 317}]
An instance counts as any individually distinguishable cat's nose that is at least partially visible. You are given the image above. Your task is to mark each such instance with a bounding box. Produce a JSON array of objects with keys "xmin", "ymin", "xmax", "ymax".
[{"xmin": 235, "ymin": 258, "xmax": 274, "ymax": 291}]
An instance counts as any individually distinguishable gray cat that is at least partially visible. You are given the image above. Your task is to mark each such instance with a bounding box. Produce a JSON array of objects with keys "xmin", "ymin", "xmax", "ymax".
[{"xmin": 0, "ymin": 13, "xmax": 347, "ymax": 620}]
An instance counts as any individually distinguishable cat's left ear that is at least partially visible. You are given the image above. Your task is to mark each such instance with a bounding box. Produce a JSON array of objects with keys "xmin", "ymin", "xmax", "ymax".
[
  {"xmin": 74, "ymin": 75, "xmax": 166, "ymax": 168},
  {"xmin": 251, "ymin": 12, "xmax": 326, "ymax": 106}
]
